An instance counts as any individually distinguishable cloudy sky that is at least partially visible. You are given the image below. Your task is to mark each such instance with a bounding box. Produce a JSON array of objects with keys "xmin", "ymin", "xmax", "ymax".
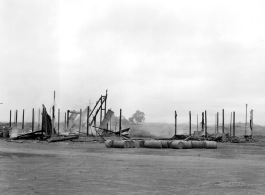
[{"xmin": 0, "ymin": 0, "xmax": 265, "ymax": 126}]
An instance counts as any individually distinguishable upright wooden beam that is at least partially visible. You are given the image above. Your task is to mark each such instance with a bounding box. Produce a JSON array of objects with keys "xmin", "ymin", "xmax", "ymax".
[
  {"xmin": 189, "ymin": 111, "xmax": 191, "ymax": 136},
  {"xmin": 222, "ymin": 109, "xmax": 224, "ymax": 134},
  {"xmin": 94, "ymin": 114, "xmax": 96, "ymax": 136},
  {"xmin": 119, "ymin": 109, "xmax": 122, "ymax": 137},
  {"xmin": 250, "ymin": 109, "xmax": 253, "ymax": 136},
  {"xmin": 15, "ymin": 110, "xmax": 18, "ymax": 126},
  {"xmin": 32, "ymin": 108, "xmax": 34, "ymax": 132},
  {"xmin": 38, "ymin": 108, "xmax": 40, "ymax": 130},
  {"xmin": 67, "ymin": 110, "xmax": 69, "ymax": 129},
  {"xmin": 52, "ymin": 91, "xmax": 55, "ymax": 136},
  {"xmin": 202, "ymin": 112, "xmax": 204, "ymax": 131},
  {"xmin": 22, "ymin": 109, "xmax": 24, "ymax": 129},
  {"xmin": 205, "ymin": 110, "xmax": 207, "ymax": 137},
  {"xmin": 175, "ymin": 111, "xmax": 177, "ymax": 136},
  {"xmin": 100, "ymin": 96, "xmax": 103, "ymax": 124},
  {"xmin": 87, "ymin": 106, "xmax": 90, "ymax": 136},
  {"xmin": 233, "ymin": 111, "xmax": 235, "ymax": 136},
  {"xmin": 58, "ymin": 108, "xmax": 60, "ymax": 135},
  {"xmin": 64, "ymin": 112, "xmax": 66, "ymax": 129},
  {"xmin": 9, "ymin": 110, "xmax": 11, "ymax": 127}
]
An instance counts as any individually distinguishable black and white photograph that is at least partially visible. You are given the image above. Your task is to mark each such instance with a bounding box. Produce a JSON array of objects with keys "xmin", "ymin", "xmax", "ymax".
[{"xmin": 0, "ymin": 0, "xmax": 265, "ymax": 194}]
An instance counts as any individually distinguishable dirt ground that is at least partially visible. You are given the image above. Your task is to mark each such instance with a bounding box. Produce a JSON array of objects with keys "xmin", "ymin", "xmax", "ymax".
[{"xmin": 1, "ymin": 139, "xmax": 265, "ymax": 195}]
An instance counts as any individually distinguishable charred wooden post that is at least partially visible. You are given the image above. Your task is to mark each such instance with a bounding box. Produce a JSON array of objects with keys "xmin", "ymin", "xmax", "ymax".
[
  {"xmin": 38, "ymin": 108, "xmax": 40, "ymax": 130},
  {"xmin": 64, "ymin": 112, "xmax": 66, "ymax": 129},
  {"xmin": 222, "ymin": 109, "xmax": 224, "ymax": 134},
  {"xmin": 22, "ymin": 109, "xmax": 24, "ymax": 129},
  {"xmin": 67, "ymin": 110, "xmax": 69, "ymax": 129},
  {"xmin": 202, "ymin": 112, "xmax": 204, "ymax": 131},
  {"xmin": 233, "ymin": 111, "xmax": 235, "ymax": 136},
  {"xmin": 79, "ymin": 109, "xmax": 82, "ymax": 135},
  {"xmin": 32, "ymin": 108, "xmax": 34, "ymax": 132},
  {"xmin": 205, "ymin": 110, "xmax": 207, "ymax": 137},
  {"xmin": 119, "ymin": 109, "xmax": 122, "ymax": 137},
  {"xmin": 58, "ymin": 108, "xmax": 60, "ymax": 135},
  {"xmin": 9, "ymin": 110, "xmax": 11, "ymax": 127},
  {"xmin": 15, "ymin": 110, "xmax": 18, "ymax": 126},
  {"xmin": 189, "ymin": 111, "xmax": 191, "ymax": 136},
  {"xmin": 94, "ymin": 114, "xmax": 96, "ymax": 136},
  {"xmin": 174, "ymin": 111, "xmax": 177, "ymax": 136},
  {"xmin": 87, "ymin": 106, "xmax": 90, "ymax": 136},
  {"xmin": 52, "ymin": 91, "xmax": 55, "ymax": 136},
  {"xmin": 100, "ymin": 96, "xmax": 103, "ymax": 123},
  {"xmin": 250, "ymin": 109, "xmax": 253, "ymax": 136}
]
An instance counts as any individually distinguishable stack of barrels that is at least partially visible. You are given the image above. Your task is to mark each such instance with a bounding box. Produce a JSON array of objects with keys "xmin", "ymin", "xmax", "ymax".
[{"xmin": 105, "ymin": 139, "xmax": 217, "ymax": 149}]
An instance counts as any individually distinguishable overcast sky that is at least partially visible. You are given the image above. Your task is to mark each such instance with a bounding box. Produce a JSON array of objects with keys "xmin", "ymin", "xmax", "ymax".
[{"xmin": 0, "ymin": 0, "xmax": 265, "ymax": 127}]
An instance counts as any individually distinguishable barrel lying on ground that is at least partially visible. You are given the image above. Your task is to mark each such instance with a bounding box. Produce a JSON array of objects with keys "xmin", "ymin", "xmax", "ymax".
[
  {"xmin": 105, "ymin": 140, "xmax": 114, "ymax": 148},
  {"xmin": 112, "ymin": 140, "xmax": 129, "ymax": 148},
  {"xmin": 171, "ymin": 140, "xmax": 192, "ymax": 149},
  {"xmin": 191, "ymin": 141, "xmax": 204, "ymax": 148},
  {"xmin": 161, "ymin": 140, "xmax": 169, "ymax": 148},
  {"xmin": 204, "ymin": 141, "xmax": 217, "ymax": 149},
  {"xmin": 133, "ymin": 140, "xmax": 140, "ymax": 148},
  {"xmin": 139, "ymin": 140, "xmax": 145, "ymax": 148},
  {"xmin": 144, "ymin": 140, "xmax": 162, "ymax": 149},
  {"xmin": 126, "ymin": 140, "xmax": 135, "ymax": 148}
]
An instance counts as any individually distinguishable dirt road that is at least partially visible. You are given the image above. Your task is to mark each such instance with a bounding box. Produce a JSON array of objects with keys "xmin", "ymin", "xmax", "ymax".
[{"xmin": 1, "ymin": 139, "xmax": 265, "ymax": 194}]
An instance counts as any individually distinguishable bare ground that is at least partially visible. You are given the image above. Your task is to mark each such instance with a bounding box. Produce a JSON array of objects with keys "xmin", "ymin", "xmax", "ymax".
[{"xmin": 1, "ymin": 139, "xmax": 265, "ymax": 195}]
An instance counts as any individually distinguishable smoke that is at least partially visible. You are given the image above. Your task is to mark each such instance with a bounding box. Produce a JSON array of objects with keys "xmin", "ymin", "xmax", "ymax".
[{"xmin": 9, "ymin": 126, "xmax": 20, "ymax": 138}]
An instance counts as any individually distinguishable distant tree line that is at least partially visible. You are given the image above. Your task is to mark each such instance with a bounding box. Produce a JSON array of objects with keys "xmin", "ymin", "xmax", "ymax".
[{"xmin": 114, "ymin": 110, "xmax": 145, "ymax": 125}]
